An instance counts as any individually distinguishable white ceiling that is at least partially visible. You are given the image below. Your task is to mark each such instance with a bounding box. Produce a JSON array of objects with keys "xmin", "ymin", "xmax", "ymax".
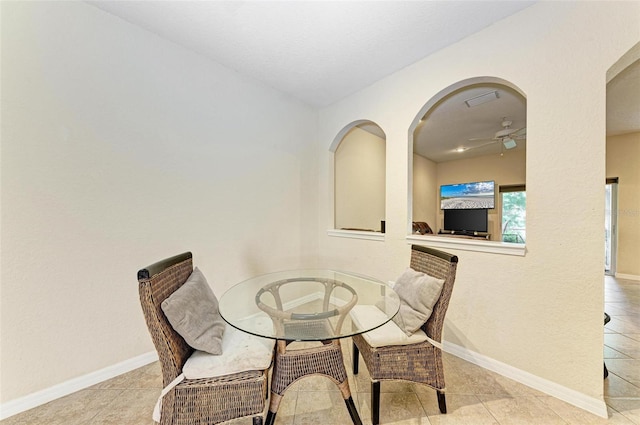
[
  {"xmin": 87, "ymin": 1, "xmax": 638, "ymax": 162},
  {"xmin": 87, "ymin": 0, "xmax": 536, "ymax": 107},
  {"xmin": 414, "ymin": 84, "xmax": 526, "ymax": 162},
  {"xmin": 607, "ymin": 59, "xmax": 640, "ymax": 137},
  {"xmin": 410, "ymin": 58, "xmax": 640, "ymax": 162}
]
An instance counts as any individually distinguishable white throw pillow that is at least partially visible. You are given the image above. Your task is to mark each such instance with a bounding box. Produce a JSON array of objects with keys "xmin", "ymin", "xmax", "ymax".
[
  {"xmin": 390, "ymin": 267, "xmax": 444, "ymax": 335},
  {"xmin": 161, "ymin": 267, "xmax": 226, "ymax": 355}
]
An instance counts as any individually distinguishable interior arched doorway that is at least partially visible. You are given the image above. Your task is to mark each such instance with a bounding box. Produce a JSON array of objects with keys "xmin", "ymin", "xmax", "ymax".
[
  {"xmin": 602, "ymin": 42, "xmax": 640, "ymax": 403},
  {"xmin": 605, "ymin": 43, "xmax": 640, "ymax": 277}
]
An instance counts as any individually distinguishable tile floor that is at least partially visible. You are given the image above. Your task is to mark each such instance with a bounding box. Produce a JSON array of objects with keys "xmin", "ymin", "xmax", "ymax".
[{"xmin": 3, "ymin": 276, "xmax": 639, "ymax": 425}]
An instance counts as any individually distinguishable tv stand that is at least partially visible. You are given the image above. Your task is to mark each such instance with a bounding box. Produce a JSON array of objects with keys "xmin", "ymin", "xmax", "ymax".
[{"xmin": 438, "ymin": 230, "xmax": 490, "ymax": 240}]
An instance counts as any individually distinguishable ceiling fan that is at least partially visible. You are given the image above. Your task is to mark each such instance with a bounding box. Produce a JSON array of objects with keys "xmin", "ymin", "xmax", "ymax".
[{"xmin": 464, "ymin": 118, "xmax": 526, "ymax": 151}]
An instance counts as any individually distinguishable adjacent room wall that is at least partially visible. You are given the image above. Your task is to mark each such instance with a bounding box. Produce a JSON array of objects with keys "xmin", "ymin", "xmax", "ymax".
[
  {"xmin": 606, "ymin": 132, "xmax": 640, "ymax": 278},
  {"xmin": 436, "ymin": 149, "xmax": 526, "ymax": 238},
  {"xmin": 316, "ymin": 1, "xmax": 639, "ymax": 416},
  {"xmin": 1, "ymin": 1, "xmax": 316, "ymax": 404},
  {"xmin": 412, "ymin": 153, "xmax": 437, "ymax": 229}
]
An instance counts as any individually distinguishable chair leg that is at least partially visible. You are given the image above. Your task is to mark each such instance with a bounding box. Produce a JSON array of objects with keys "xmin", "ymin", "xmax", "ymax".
[
  {"xmin": 344, "ymin": 396, "xmax": 363, "ymax": 425},
  {"xmin": 371, "ymin": 381, "xmax": 380, "ymax": 425},
  {"xmin": 437, "ymin": 390, "xmax": 447, "ymax": 414},
  {"xmin": 265, "ymin": 374, "xmax": 270, "ymax": 399},
  {"xmin": 253, "ymin": 416, "xmax": 263, "ymax": 425},
  {"xmin": 352, "ymin": 342, "xmax": 360, "ymax": 375},
  {"xmin": 265, "ymin": 410, "xmax": 276, "ymax": 425}
]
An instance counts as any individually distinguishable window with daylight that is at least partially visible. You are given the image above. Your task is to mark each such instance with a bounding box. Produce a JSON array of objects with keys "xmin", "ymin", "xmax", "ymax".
[{"xmin": 500, "ymin": 185, "xmax": 526, "ymax": 243}]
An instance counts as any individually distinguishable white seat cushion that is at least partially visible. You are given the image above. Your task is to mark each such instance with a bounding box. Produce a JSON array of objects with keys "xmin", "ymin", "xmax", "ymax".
[
  {"xmin": 183, "ymin": 318, "xmax": 275, "ymax": 379},
  {"xmin": 349, "ymin": 304, "xmax": 428, "ymax": 348}
]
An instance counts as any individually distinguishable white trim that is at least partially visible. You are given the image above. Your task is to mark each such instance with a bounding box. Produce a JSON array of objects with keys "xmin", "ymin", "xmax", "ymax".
[
  {"xmin": 327, "ymin": 229, "xmax": 385, "ymax": 241},
  {"xmin": 0, "ymin": 351, "xmax": 158, "ymax": 420},
  {"xmin": 443, "ymin": 341, "xmax": 608, "ymax": 419},
  {"xmin": 284, "ymin": 292, "xmax": 323, "ymax": 309},
  {"xmin": 614, "ymin": 273, "xmax": 640, "ymax": 282},
  {"xmin": 240, "ymin": 291, "xmax": 340, "ymax": 322},
  {"xmin": 406, "ymin": 234, "xmax": 525, "ymax": 256}
]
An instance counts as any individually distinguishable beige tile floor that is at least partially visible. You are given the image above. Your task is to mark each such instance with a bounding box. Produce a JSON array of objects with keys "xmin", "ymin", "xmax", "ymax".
[{"xmin": 3, "ymin": 276, "xmax": 639, "ymax": 425}]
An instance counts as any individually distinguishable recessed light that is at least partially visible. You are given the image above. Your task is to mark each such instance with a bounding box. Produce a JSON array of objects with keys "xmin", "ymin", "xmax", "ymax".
[{"xmin": 455, "ymin": 147, "xmax": 466, "ymax": 152}]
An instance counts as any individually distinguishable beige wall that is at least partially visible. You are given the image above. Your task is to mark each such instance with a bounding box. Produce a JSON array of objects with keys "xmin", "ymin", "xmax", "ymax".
[
  {"xmin": 335, "ymin": 127, "xmax": 385, "ymax": 231},
  {"xmin": 1, "ymin": 2, "xmax": 316, "ymax": 403},
  {"xmin": 1, "ymin": 0, "xmax": 639, "ymax": 418},
  {"xmin": 316, "ymin": 1, "xmax": 639, "ymax": 414},
  {"xmin": 607, "ymin": 132, "xmax": 640, "ymax": 277},
  {"xmin": 435, "ymin": 150, "xmax": 526, "ymax": 239},
  {"xmin": 412, "ymin": 154, "xmax": 437, "ymax": 228},
  {"xmin": 413, "ymin": 149, "xmax": 526, "ymax": 239}
]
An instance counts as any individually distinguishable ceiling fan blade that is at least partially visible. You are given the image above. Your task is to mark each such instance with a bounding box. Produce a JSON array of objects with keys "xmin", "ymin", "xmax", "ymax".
[
  {"xmin": 464, "ymin": 140, "xmax": 498, "ymax": 151},
  {"xmin": 511, "ymin": 127, "xmax": 526, "ymax": 137},
  {"xmin": 467, "ymin": 136, "xmax": 496, "ymax": 142}
]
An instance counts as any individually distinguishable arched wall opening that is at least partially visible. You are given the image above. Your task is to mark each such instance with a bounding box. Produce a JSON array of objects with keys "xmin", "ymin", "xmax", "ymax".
[
  {"xmin": 408, "ymin": 77, "xmax": 527, "ymax": 246},
  {"xmin": 331, "ymin": 120, "xmax": 386, "ymax": 233}
]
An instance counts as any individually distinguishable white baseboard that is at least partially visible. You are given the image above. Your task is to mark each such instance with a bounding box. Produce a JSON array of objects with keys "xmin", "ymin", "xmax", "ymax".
[
  {"xmin": 443, "ymin": 341, "xmax": 608, "ymax": 418},
  {"xmin": 1, "ymin": 343, "xmax": 610, "ymax": 420},
  {"xmin": 0, "ymin": 351, "xmax": 158, "ymax": 420},
  {"xmin": 615, "ymin": 273, "xmax": 640, "ymax": 282},
  {"xmin": 1, "ymin": 292, "xmax": 325, "ymax": 420}
]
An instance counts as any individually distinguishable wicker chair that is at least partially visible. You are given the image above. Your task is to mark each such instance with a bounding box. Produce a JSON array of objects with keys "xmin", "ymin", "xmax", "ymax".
[
  {"xmin": 351, "ymin": 245, "xmax": 458, "ymax": 424},
  {"xmin": 137, "ymin": 252, "xmax": 269, "ymax": 425}
]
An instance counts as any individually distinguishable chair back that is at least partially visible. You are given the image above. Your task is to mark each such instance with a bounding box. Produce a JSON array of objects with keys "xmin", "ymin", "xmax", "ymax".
[
  {"xmin": 412, "ymin": 221, "xmax": 434, "ymax": 234},
  {"xmin": 409, "ymin": 245, "xmax": 458, "ymax": 343},
  {"xmin": 137, "ymin": 252, "xmax": 194, "ymax": 387}
]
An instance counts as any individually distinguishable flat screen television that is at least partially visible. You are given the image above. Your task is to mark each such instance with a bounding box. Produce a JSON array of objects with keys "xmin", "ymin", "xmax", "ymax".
[
  {"xmin": 444, "ymin": 208, "xmax": 488, "ymax": 233},
  {"xmin": 440, "ymin": 180, "xmax": 495, "ymax": 210}
]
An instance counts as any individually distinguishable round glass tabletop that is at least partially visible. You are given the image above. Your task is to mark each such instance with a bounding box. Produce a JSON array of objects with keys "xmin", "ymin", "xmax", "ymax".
[{"xmin": 218, "ymin": 269, "xmax": 400, "ymax": 341}]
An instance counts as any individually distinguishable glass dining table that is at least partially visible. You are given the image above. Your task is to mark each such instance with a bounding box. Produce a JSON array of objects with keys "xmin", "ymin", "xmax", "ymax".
[{"xmin": 218, "ymin": 269, "xmax": 400, "ymax": 425}]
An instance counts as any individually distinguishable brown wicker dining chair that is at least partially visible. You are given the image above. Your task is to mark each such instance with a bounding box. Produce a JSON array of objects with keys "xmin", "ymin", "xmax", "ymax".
[
  {"xmin": 137, "ymin": 252, "xmax": 272, "ymax": 425},
  {"xmin": 351, "ymin": 245, "xmax": 458, "ymax": 425}
]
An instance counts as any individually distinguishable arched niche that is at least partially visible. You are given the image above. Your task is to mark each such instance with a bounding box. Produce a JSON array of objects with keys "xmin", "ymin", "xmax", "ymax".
[
  {"xmin": 408, "ymin": 77, "xmax": 527, "ymax": 247},
  {"xmin": 331, "ymin": 120, "xmax": 386, "ymax": 234}
]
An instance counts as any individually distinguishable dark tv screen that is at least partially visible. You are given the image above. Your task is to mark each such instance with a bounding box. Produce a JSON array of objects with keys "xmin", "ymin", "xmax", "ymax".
[
  {"xmin": 444, "ymin": 209, "xmax": 488, "ymax": 233},
  {"xmin": 440, "ymin": 181, "xmax": 495, "ymax": 210}
]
